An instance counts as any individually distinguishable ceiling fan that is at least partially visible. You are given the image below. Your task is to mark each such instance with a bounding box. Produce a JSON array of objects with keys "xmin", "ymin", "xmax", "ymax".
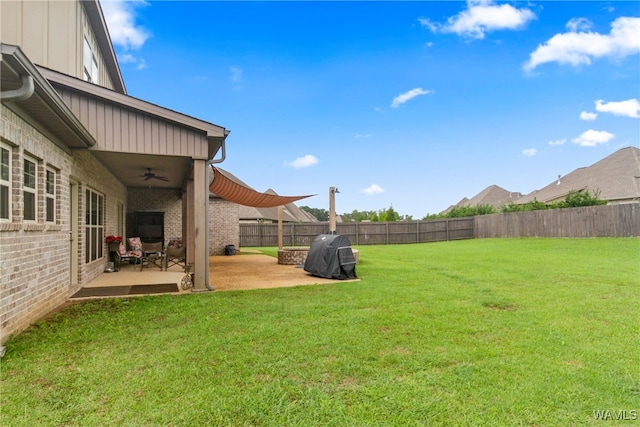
[{"xmin": 140, "ymin": 168, "xmax": 169, "ymax": 182}]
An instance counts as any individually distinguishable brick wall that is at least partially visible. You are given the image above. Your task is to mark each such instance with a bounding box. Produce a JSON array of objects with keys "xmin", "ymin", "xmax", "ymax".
[
  {"xmin": 127, "ymin": 188, "xmax": 183, "ymax": 242},
  {"xmin": 210, "ymin": 197, "xmax": 239, "ymax": 255},
  {"xmin": 1, "ymin": 107, "xmax": 244, "ymax": 343},
  {"xmin": 126, "ymin": 190, "xmax": 242, "ymax": 255},
  {"xmin": 1, "ymin": 106, "xmax": 126, "ymax": 344}
]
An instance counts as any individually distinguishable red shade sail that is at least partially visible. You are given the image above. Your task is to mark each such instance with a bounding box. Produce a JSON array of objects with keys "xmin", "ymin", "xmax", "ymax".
[{"xmin": 209, "ymin": 166, "xmax": 314, "ymax": 208}]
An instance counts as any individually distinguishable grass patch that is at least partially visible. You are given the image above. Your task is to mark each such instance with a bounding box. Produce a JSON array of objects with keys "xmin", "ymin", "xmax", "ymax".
[
  {"xmin": 241, "ymin": 246, "xmax": 279, "ymax": 258},
  {"xmin": 2, "ymin": 238, "xmax": 639, "ymax": 426}
]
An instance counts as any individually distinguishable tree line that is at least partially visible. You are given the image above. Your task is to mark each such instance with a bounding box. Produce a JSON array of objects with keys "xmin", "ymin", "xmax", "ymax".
[{"xmin": 300, "ymin": 190, "xmax": 607, "ymax": 222}]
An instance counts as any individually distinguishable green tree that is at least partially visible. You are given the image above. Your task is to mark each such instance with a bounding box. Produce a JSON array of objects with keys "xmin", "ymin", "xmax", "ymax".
[
  {"xmin": 299, "ymin": 206, "xmax": 329, "ymax": 221},
  {"xmin": 561, "ymin": 189, "xmax": 608, "ymax": 208},
  {"xmin": 378, "ymin": 205, "xmax": 400, "ymax": 222}
]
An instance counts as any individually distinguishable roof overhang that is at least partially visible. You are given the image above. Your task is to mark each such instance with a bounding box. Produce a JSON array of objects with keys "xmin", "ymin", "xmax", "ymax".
[
  {"xmin": 38, "ymin": 66, "xmax": 227, "ymax": 150},
  {"xmin": 37, "ymin": 66, "xmax": 229, "ymax": 189},
  {"xmin": 1, "ymin": 43, "xmax": 96, "ymax": 151}
]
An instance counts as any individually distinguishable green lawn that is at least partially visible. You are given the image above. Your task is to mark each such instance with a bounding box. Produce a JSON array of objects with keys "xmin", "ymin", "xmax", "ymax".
[{"xmin": 2, "ymin": 238, "xmax": 638, "ymax": 426}]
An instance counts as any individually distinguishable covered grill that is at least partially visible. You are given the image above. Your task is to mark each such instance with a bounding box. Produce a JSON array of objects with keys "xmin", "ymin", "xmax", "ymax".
[{"xmin": 303, "ymin": 234, "xmax": 357, "ymax": 280}]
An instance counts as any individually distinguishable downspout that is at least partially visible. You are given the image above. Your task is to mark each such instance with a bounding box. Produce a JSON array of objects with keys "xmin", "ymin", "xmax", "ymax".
[
  {"xmin": 1, "ymin": 75, "xmax": 34, "ymax": 102},
  {"xmin": 203, "ymin": 134, "xmax": 228, "ymax": 291}
]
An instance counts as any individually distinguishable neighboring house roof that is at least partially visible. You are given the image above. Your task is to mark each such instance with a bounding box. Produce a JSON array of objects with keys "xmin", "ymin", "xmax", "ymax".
[
  {"xmin": 465, "ymin": 185, "xmax": 522, "ymax": 207},
  {"xmin": 445, "ymin": 185, "xmax": 522, "ymax": 212},
  {"xmin": 287, "ymin": 203, "xmax": 320, "ymax": 222},
  {"xmin": 517, "ymin": 146, "xmax": 640, "ymax": 204}
]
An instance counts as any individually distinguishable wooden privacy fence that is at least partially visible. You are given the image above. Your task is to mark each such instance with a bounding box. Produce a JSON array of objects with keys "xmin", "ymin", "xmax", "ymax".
[
  {"xmin": 239, "ymin": 204, "xmax": 639, "ymax": 247},
  {"xmin": 239, "ymin": 218, "xmax": 474, "ymax": 247},
  {"xmin": 474, "ymin": 203, "xmax": 639, "ymax": 238}
]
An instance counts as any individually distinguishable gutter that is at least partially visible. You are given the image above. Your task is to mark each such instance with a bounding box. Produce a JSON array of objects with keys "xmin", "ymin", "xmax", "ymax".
[
  {"xmin": 1, "ymin": 43, "xmax": 96, "ymax": 148},
  {"xmin": 1, "ymin": 74, "xmax": 34, "ymax": 101}
]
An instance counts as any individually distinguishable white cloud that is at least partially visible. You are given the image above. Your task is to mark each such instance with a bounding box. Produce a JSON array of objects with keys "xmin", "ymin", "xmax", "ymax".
[
  {"xmin": 136, "ymin": 59, "xmax": 147, "ymax": 70},
  {"xmin": 361, "ymin": 184, "xmax": 385, "ymax": 195},
  {"xmin": 572, "ymin": 129, "xmax": 615, "ymax": 147},
  {"xmin": 548, "ymin": 138, "xmax": 566, "ymax": 146},
  {"xmin": 284, "ymin": 154, "xmax": 319, "ymax": 169},
  {"xmin": 595, "ymin": 98, "xmax": 640, "ymax": 118},
  {"xmin": 420, "ymin": 0, "xmax": 535, "ymax": 40},
  {"xmin": 522, "ymin": 148, "xmax": 537, "ymax": 157},
  {"xmin": 391, "ymin": 88, "xmax": 431, "ymax": 108},
  {"xmin": 524, "ymin": 16, "xmax": 640, "ymax": 71},
  {"xmin": 566, "ymin": 17, "xmax": 593, "ymax": 32},
  {"xmin": 117, "ymin": 53, "xmax": 146, "ymax": 70},
  {"xmin": 102, "ymin": 0, "xmax": 150, "ymax": 50},
  {"xmin": 580, "ymin": 111, "xmax": 598, "ymax": 121},
  {"xmin": 355, "ymin": 133, "xmax": 372, "ymax": 139}
]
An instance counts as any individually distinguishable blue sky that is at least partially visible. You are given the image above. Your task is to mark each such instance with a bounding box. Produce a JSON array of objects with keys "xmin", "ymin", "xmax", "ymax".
[{"xmin": 102, "ymin": 0, "xmax": 640, "ymax": 218}]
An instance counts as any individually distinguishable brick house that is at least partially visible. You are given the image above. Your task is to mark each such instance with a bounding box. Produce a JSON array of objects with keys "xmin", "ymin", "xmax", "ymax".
[
  {"xmin": 1, "ymin": 0, "xmax": 230, "ymax": 344},
  {"xmin": 515, "ymin": 146, "xmax": 640, "ymax": 205},
  {"xmin": 447, "ymin": 147, "xmax": 640, "ymax": 212}
]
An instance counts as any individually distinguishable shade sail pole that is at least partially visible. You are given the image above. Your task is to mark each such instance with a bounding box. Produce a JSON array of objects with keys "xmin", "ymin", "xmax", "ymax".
[
  {"xmin": 278, "ymin": 205, "xmax": 283, "ymax": 250},
  {"xmin": 329, "ymin": 186, "xmax": 339, "ymax": 234}
]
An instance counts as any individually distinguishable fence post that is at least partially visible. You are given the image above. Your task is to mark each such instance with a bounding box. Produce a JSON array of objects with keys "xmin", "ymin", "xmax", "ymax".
[
  {"xmin": 416, "ymin": 221, "xmax": 419, "ymax": 243},
  {"xmin": 446, "ymin": 219, "xmax": 449, "ymax": 241},
  {"xmin": 386, "ymin": 222, "xmax": 389, "ymax": 245}
]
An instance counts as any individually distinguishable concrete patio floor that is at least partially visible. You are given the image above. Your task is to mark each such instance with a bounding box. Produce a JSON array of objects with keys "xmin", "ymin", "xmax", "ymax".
[{"xmin": 78, "ymin": 252, "xmax": 357, "ymax": 298}]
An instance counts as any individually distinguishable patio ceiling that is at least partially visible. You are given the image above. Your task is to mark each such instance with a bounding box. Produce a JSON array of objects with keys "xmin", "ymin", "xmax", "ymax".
[{"xmin": 91, "ymin": 151, "xmax": 193, "ymax": 190}]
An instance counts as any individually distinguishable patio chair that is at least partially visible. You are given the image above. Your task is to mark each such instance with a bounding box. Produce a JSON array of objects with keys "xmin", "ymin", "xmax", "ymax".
[
  {"xmin": 165, "ymin": 238, "xmax": 186, "ymax": 270},
  {"xmin": 114, "ymin": 237, "xmax": 143, "ymax": 271},
  {"xmin": 141, "ymin": 241, "xmax": 165, "ymax": 271}
]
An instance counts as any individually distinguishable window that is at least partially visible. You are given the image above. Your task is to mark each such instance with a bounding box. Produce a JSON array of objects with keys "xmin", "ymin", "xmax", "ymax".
[
  {"xmin": 85, "ymin": 188, "xmax": 104, "ymax": 263},
  {"xmin": 46, "ymin": 167, "xmax": 56, "ymax": 222},
  {"xmin": 83, "ymin": 36, "xmax": 99, "ymax": 84},
  {"xmin": 0, "ymin": 142, "xmax": 11, "ymax": 221},
  {"xmin": 23, "ymin": 156, "xmax": 37, "ymax": 221}
]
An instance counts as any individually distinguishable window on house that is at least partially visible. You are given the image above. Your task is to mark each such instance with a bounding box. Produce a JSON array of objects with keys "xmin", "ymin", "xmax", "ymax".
[
  {"xmin": 23, "ymin": 156, "xmax": 37, "ymax": 221},
  {"xmin": 0, "ymin": 142, "xmax": 11, "ymax": 221},
  {"xmin": 85, "ymin": 188, "xmax": 104, "ymax": 263},
  {"xmin": 83, "ymin": 36, "xmax": 99, "ymax": 84},
  {"xmin": 46, "ymin": 167, "xmax": 56, "ymax": 222}
]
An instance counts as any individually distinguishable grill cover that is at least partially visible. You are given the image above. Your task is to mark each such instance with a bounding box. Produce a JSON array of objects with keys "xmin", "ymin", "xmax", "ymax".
[{"xmin": 304, "ymin": 234, "xmax": 357, "ymax": 280}]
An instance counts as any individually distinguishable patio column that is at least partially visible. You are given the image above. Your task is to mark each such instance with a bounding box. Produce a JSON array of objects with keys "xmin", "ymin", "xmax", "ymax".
[{"xmin": 192, "ymin": 158, "xmax": 210, "ymax": 291}]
